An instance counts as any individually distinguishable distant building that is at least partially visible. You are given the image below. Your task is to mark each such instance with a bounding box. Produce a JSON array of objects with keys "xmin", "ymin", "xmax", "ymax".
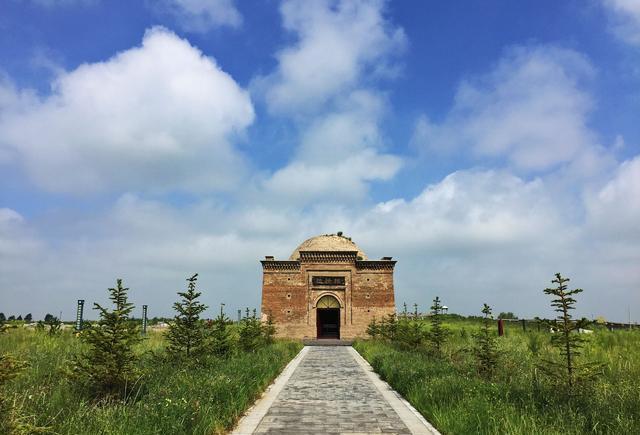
[{"xmin": 261, "ymin": 233, "xmax": 396, "ymax": 339}]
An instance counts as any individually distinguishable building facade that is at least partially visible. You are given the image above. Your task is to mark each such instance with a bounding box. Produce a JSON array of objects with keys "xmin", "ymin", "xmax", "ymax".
[{"xmin": 261, "ymin": 233, "xmax": 396, "ymax": 339}]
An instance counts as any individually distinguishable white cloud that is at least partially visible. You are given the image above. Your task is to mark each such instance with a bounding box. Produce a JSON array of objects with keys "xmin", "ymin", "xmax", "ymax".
[
  {"xmin": 414, "ymin": 46, "xmax": 600, "ymax": 172},
  {"xmin": 255, "ymin": 1, "xmax": 406, "ymax": 203},
  {"xmin": 156, "ymin": 0, "xmax": 242, "ymax": 32},
  {"xmin": 0, "ymin": 27, "xmax": 255, "ymax": 194},
  {"xmin": 586, "ymin": 155, "xmax": 640, "ymax": 241},
  {"xmin": 3, "ymin": 164, "xmax": 639, "ymax": 322},
  {"xmin": 257, "ymin": 0, "xmax": 406, "ymax": 115},
  {"xmin": 264, "ymin": 91, "xmax": 402, "ymax": 202},
  {"xmin": 603, "ymin": 0, "xmax": 640, "ymax": 46}
]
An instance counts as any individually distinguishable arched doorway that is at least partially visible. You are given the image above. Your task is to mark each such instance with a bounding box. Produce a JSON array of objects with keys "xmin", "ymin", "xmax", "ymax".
[{"xmin": 316, "ymin": 295, "xmax": 341, "ymax": 339}]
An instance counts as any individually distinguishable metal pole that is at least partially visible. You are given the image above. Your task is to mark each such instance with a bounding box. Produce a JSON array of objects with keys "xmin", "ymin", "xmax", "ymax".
[
  {"xmin": 498, "ymin": 319, "xmax": 504, "ymax": 337},
  {"xmin": 521, "ymin": 318, "xmax": 526, "ymax": 332},
  {"xmin": 142, "ymin": 305, "xmax": 148, "ymax": 335},
  {"xmin": 75, "ymin": 300, "xmax": 84, "ymax": 331}
]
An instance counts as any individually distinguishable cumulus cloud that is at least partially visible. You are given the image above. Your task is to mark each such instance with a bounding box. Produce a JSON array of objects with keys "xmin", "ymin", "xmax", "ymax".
[
  {"xmin": 155, "ymin": 0, "xmax": 242, "ymax": 32},
  {"xmin": 413, "ymin": 46, "xmax": 600, "ymax": 172},
  {"xmin": 3, "ymin": 164, "xmax": 639, "ymax": 322},
  {"xmin": 256, "ymin": 0, "xmax": 406, "ymax": 115},
  {"xmin": 264, "ymin": 91, "xmax": 402, "ymax": 202},
  {"xmin": 586, "ymin": 155, "xmax": 640, "ymax": 241},
  {"xmin": 603, "ymin": 0, "xmax": 640, "ymax": 46},
  {"xmin": 257, "ymin": 1, "xmax": 406, "ymax": 202},
  {"xmin": 0, "ymin": 27, "xmax": 254, "ymax": 194}
]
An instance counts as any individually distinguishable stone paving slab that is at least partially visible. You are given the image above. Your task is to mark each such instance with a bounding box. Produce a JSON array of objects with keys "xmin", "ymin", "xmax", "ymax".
[{"xmin": 232, "ymin": 346, "xmax": 439, "ymax": 435}]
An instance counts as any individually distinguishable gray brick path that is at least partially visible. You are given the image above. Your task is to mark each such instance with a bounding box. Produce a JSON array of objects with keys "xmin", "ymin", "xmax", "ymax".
[{"xmin": 253, "ymin": 346, "xmax": 412, "ymax": 434}]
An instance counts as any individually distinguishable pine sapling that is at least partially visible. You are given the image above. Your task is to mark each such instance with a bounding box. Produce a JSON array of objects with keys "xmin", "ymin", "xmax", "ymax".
[
  {"xmin": 239, "ymin": 308, "xmax": 264, "ymax": 352},
  {"xmin": 210, "ymin": 304, "xmax": 233, "ymax": 357},
  {"xmin": 167, "ymin": 273, "xmax": 208, "ymax": 360},
  {"xmin": 473, "ymin": 303, "xmax": 499, "ymax": 379},
  {"xmin": 395, "ymin": 302, "xmax": 425, "ymax": 350},
  {"xmin": 71, "ymin": 279, "xmax": 142, "ymax": 400},
  {"xmin": 46, "ymin": 316, "xmax": 61, "ymax": 336},
  {"xmin": 427, "ymin": 296, "xmax": 448, "ymax": 356},
  {"xmin": 262, "ymin": 311, "xmax": 277, "ymax": 345},
  {"xmin": 366, "ymin": 317, "xmax": 381, "ymax": 338},
  {"xmin": 380, "ymin": 312, "xmax": 398, "ymax": 341},
  {"xmin": 539, "ymin": 273, "xmax": 601, "ymax": 394}
]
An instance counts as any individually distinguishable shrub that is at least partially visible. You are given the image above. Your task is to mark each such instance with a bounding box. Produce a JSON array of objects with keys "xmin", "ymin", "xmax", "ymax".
[
  {"xmin": 71, "ymin": 279, "xmax": 142, "ymax": 400},
  {"xmin": 166, "ymin": 273, "xmax": 208, "ymax": 360},
  {"xmin": 473, "ymin": 303, "xmax": 499, "ymax": 379}
]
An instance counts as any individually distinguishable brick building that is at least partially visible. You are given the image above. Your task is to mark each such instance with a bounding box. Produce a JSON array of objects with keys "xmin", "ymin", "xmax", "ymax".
[{"xmin": 261, "ymin": 233, "xmax": 396, "ymax": 339}]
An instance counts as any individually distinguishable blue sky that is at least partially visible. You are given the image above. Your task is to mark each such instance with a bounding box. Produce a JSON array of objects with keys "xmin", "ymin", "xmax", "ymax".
[{"xmin": 1, "ymin": 0, "xmax": 639, "ymax": 322}]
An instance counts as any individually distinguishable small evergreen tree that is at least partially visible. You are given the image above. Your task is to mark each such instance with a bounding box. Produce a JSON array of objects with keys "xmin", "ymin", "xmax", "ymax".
[
  {"xmin": 16, "ymin": 315, "xmax": 22, "ymax": 321},
  {"xmin": 262, "ymin": 311, "xmax": 276, "ymax": 345},
  {"xmin": 380, "ymin": 312, "xmax": 398, "ymax": 341},
  {"xmin": 71, "ymin": 279, "xmax": 142, "ymax": 400},
  {"xmin": 8, "ymin": 315, "xmax": 15, "ymax": 321},
  {"xmin": 45, "ymin": 315, "xmax": 61, "ymax": 336},
  {"xmin": 0, "ymin": 313, "xmax": 5, "ymax": 322},
  {"xmin": 209, "ymin": 304, "xmax": 233, "ymax": 357},
  {"xmin": 394, "ymin": 303, "xmax": 425, "ymax": 350},
  {"xmin": 427, "ymin": 296, "xmax": 448, "ymax": 356},
  {"xmin": 238, "ymin": 309, "xmax": 264, "ymax": 352},
  {"xmin": 166, "ymin": 274, "xmax": 208, "ymax": 360},
  {"xmin": 366, "ymin": 317, "xmax": 381, "ymax": 338},
  {"xmin": 44, "ymin": 313, "xmax": 53, "ymax": 323},
  {"xmin": 539, "ymin": 273, "xmax": 601, "ymax": 393},
  {"xmin": 473, "ymin": 303, "xmax": 499, "ymax": 379},
  {"xmin": 24, "ymin": 313, "xmax": 32, "ymax": 323}
]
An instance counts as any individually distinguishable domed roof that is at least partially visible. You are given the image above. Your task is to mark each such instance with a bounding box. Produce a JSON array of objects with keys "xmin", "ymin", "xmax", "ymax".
[{"xmin": 289, "ymin": 233, "xmax": 367, "ymax": 260}]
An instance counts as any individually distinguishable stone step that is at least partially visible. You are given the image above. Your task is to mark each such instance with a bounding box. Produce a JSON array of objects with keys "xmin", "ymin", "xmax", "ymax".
[{"xmin": 301, "ymin": 339, "xmax": 354, "ymax": 346}]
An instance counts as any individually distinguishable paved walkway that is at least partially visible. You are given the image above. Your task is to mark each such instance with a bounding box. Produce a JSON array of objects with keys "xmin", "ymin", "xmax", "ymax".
[{"xmin": 232, "ymin": 346, "xmax": 439, "ymax": 435}]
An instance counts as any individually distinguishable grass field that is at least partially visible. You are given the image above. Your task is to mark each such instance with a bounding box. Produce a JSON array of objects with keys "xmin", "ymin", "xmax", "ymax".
[
  {"xmin": 355, "ymin": 318, "xmax": 640, "ymax": 435},
  {"xmin": 1, "ymin": 327, "xmax": 302, "ymax": 434}
]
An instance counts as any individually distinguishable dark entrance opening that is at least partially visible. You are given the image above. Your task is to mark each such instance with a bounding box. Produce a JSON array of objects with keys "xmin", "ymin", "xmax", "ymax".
[{"xmin": 317, "ymin": 308, "xmax": 340, "ymax": 339}]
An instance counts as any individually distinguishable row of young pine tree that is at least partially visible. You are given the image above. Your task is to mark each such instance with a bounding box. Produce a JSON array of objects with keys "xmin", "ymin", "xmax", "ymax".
[
  {"xmin": 366, "ymin": 273, "xmax": 602, "ymax": 395},
  {"xmin": 70, "ymin": 273, "xmax": 275, "ymax": 400}
]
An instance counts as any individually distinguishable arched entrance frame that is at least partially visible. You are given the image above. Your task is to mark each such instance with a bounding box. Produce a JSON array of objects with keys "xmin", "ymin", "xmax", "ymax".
[
  {"xmin": 312, "ymin": 292, "xmax": 344, "ymax": 309},
  {"xmin": 313, "ymin": 293, "xmax": 343, "ymax": 339}
]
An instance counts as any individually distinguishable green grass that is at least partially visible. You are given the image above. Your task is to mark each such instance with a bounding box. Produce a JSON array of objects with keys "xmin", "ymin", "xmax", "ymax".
[
  {"xmin": 355, "ymin": 321, "xmax": 640, "ymax": 435},
  {"xmin": 1, "ymin": 328, "xmax": 302, "ymax": 434}
]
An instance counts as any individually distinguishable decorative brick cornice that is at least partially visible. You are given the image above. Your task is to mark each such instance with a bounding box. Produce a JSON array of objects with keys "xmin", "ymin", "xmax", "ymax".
[
  {"xmin": 356, "ymin": 260, "xmax": 396, "ymax": 271},
  {"xmin": 299, "ymin": 250, "xmax": 359, "ymax": 263},
  {"xmin": 261, "ymin": 260, "xmax": 301, "ymax": 271}
]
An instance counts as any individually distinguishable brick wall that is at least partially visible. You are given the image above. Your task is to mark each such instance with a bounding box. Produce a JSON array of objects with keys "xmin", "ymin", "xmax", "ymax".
[{"xmin": 261, "ymin": 256, "xmax": 395, "ymax": 339}]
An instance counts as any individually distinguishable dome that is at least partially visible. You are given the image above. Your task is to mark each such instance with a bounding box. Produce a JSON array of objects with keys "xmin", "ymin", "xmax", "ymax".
[{"xmin": 289, "ymin": 233, "xmax": 368, "ymax": 260}]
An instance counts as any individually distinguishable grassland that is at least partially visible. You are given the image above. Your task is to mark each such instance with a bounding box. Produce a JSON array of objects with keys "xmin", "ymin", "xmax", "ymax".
[
  {"xmin": 1, "ymin": 327, "xmax": 301, "ymax": 434},
  {"xmin": 355, "ymin": 318, "xmax": 640, "ymax": 435}
]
